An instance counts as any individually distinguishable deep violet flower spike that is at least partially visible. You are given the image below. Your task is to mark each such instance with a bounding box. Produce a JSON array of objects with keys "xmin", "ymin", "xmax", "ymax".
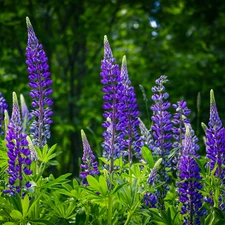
[
  {"xmin": 150, "ymin": 75, "xmax": 172, "ymax": 209},
  {"xmin": 178, "ymin": 125, "xmax": 204, "ymax": 225},
  {"xmin": 0, "ymin": 92, "xmax": 8, "ymax": 135},
  {"xmin": 80, "ymin": 130, "xmax": 100, "ymax": 186},
  {"xmin": 206, "ymin": 90, "xmax": 225, "ymax": 179},
  {"xmin": 3, "ymin": 92, "xmax": 32, "ymax": 195},
  {"xmin": 117, "ymin": 56, "xmax": 143, "ymax": 161},
  {"xmin": 100, "ymin": 35, "xmax": 122, "ymax": 173},
  {"xmin": 26, "ymin": 17, "xmax": 53, "ymax": 149}
]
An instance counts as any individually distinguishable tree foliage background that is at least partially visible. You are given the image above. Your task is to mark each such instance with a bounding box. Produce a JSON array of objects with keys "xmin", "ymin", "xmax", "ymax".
[{"xmin": 1, "ymin": 0, "xmax": 225, "ymax": 176}]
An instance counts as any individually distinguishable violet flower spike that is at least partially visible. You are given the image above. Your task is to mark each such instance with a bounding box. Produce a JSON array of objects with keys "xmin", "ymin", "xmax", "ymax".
[
  {"xmin": 150, "ymin": 75, "xmax": 172, "ymax": 209},
  {"xmin": 117, "ymin": 56, "xmax": 143, "ymax": 161},
  {"xmin": 80, "ymin": 130, "xmax": 100, "ymax": 186},
  {"xmin": 178, "ymin": 124, "xmax": 204, "ymax": 225},
  {"xmin": 0, "ymin": 92, "xmax": 8, "ymax": 135},
  {"xmin": 171, "ymin": 100, "xmax": 194, "ymax": 168},
  {"xmin": 100, "ymin": 35, "xmax": 122, "ymax": 173},
  {"xmin": 206, "ymin": 89, "xmax": 225, "ymax": 179},
  {"xmin": 25, "ymin": 17, "xmax": 53, "ymax": 149},
  {"xmin": 3, "ymin": 92, "xmax": 32, "ymax": 195}
]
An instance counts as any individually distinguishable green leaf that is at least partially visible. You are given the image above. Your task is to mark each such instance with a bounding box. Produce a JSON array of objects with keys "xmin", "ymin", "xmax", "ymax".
[
  {"xmin": 29, "ymin": 220, "xmax": 54, "ymax": 225},
  {"xmin": 87, "ymin": 175, "xmax": 100, "ymax": 191},
  {"xmin": 40, "ymin": 173, "xmax": 71, "ymax": 188},
  {"xmin": 141, "ymin": 146, "xmax": 154, "ymax": 168},
  {"xmin": 22, "ymin": 195, "xmax": 29, "ymax": 217},
  {"xmin": 99, "ymin": 175, "xmax": 108, "ymax": 196},
  {"xmin": 3, "ymin": 223, "xmax": 18, "ymax": 225},
  {"xmin": 195, "ymin": 157, "xmax": 206, "ymax": 176},
  {"xmin": 10, "ymin": 209, "xmax": 23, "ymax": 219}
]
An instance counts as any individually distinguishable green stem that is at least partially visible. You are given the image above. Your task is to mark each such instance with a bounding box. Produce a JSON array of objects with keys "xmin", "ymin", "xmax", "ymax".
[
  {"xmin": 84, "ymin": 204, "xmax": 90, "ymax": 225},
  {"xmin": 124, "ymin": 202, "xmax": 140, "ymax": 225},
  {"xmin": 107, "ymin": 195, "xmax": 113, "ymax": 225}
]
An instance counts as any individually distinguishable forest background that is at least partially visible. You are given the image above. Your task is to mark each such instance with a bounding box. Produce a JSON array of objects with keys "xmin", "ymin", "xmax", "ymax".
[{"xmin": 1, "ymin": 0, "xmax": 225, "ymax": 177}]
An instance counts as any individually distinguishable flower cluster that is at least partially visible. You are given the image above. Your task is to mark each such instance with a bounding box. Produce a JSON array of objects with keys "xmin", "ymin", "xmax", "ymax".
[
  {"xmin": 25, "ymin": 17, "xmax": 53, "ymax": 149},
  {"xmin": 172, "ymin": 101, "xmax": 196, "ymax": 168},
  {"xmin": 117, "ymin": 56, "xmax": 143, "ymax": 161},
  {"xmin": 3, "ymin": 93, "xmax": 32, "ymax": 195},
  {"xmin": 150, "ymin": 75, "xmax": 172, "ymax": 208},
  {"xmin": 100, "ymin": 36, "xmax": 122, "ymax": 170},
  {"xmin": 151, "ymin": 75, "xmax": 172, "ymax": 157},
  {"xmin": 206, "ymin": 90, "xmax": 225, "ymax": 179},
  {"xmin": 80, "ymin": 130, "xmax": 100, "ymax": 186},
  {"xmin": 178, "ymin": 124, "xmax": 204, "ymax": 225},
  {"xmin": 0, "ymin": 92, "xmax": 8, "ymax": 135}
]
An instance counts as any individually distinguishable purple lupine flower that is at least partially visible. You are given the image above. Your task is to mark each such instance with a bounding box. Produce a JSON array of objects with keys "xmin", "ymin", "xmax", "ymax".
[
  {"xmin": 139, "ymin": 118, "xmax": 154, "ymax": 151},
  {"xmin": 100, "ymin": 36, "xmax": 122, "ymax": 173},
  {"xmin": 171, "ymin": 101, "xmax": 196, "ymax": 168},
  {"xmin": 25, "ymin": 17, "xmax": 53, "ymax": 149},
  {"xmin": 151, "ymin": 75, "xmax": 172, "ymax": 156},
  {"xmin": 206, "ymin": 90, "xmax": 225, "ymax": 179},
  {"xmin": 80, "ymin": 130, "xmax": 100, "ymax": 186},
  {"xmin": 20, "ymin": 94, "xmax": 31, "ymax": 133},
  {"xmin": 150, "ymin": 75, "xmax": 172, "ymax": 209},
  {"xmin": 143, "ymin": 192, "xmax": 157, "ymax": 208},
  {"xmin": 117, "ymin": 56, "xmax": 143, "ymax": 161},
  {"xmin": 178, "ymin": 124, "xmax": 204, "ymax": 225},
  {"xmin": 144, "ymin": 159, "xmax": 162, "ymax": 208},
  {"xmin": 3, "ymin": 92, "xmax": 32, "ymax": 195},
  {"xmin": 0, "ymin": 92, "xmax": 8, "ymax": 135}
]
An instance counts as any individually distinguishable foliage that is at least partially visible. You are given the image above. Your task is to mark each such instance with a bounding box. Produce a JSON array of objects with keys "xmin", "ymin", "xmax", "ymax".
[{"xmin": 1, "ymin": 4, "xmax": 225, "ymax": 225}]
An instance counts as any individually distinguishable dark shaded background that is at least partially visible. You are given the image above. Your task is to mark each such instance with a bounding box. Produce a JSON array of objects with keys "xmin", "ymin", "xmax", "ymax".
[{"xmin": 1, "ymin": 0, "xmax": 225, "ymax": 177}]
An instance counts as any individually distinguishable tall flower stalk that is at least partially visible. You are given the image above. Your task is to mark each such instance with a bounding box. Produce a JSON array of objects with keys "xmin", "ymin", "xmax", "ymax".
[
  {"xmin": 117, "ymin": 56, "xmax": 142, "ymax": 162},
  {"xmin": 150, "ymin": 75, "xmax": 172, "ymax": 209},
  {"xmin": 178, "ymin": 124, "xmax": 204, "ymax": 225},
  {"xmin": 172, "ymin": 100, "xmax": 193, "ymax": 168},
  {"xmin": 80, "ymin": 130, "xmax": 100, "ymax": 185},
  {"xmin": 100, "ymin": 36, "xmax": 122, "ymax": 173},
  {"xmin": 3, "ymin": 92, "xmax": 32, "ymax": 196},
  {"xmin": 25, "ymin": 17, "xmax": 53, "ymax": 149},
  {"xmin": 206, "ymin": 89, "xmax": 225, "ymax": 179},
  {"xmin": 0, "ymin": 92, "xmax": 8, "ymax": 136}
]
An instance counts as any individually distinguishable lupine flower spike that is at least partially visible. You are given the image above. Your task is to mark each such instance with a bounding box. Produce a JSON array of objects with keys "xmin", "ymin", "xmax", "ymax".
[
  {"xmin": 206, "ymin": 89, "xmax": 225, "ymax": 179},
  {"xmin": 25, "ymin": 17, "xmax": 53, "ymax": 149},
  {"xmin": 150, "ymin": 75, "xmax": 172, "ymax": 209},
  {"xmin": 178, "ymin": 124, "xmax": 204, "ymax": 225},
  {"xmin": 144, "ymin": 158, "xmax": 162, "ymax": 208},
  {"xmin": 172, "ymin": 100, "xmax": 192, "ymax": 168},
  {"xmin": 117, "ymin": 56, "xmax": 142, "ymax": 161},
  {"xmin": 3, "ymin": 92, "xmax": 32, "ymax": 195},
  {"xmin": 100, "ymin": 35, "xmax": 121, "ymax": 173},
  {"xmin": 0, "ymin": 92, "xmax": 8, "ymax": 135},
  {"xmin": 80, "ymin": 130, "xmax": 100, "ymax": 186},
  {"xmin": 20, "ymin": 94, "xmax": 30, "ymax": 133}
]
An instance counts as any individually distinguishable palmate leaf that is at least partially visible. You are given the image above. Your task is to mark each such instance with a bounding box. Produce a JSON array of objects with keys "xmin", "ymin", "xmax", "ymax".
[
  {"xmin": 35, "ymin": 144, "xmax": 60, "ymax": 164},
  {"xmin": 40, "ymin": 173, "xmax": 71, "ymax": 189}
]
